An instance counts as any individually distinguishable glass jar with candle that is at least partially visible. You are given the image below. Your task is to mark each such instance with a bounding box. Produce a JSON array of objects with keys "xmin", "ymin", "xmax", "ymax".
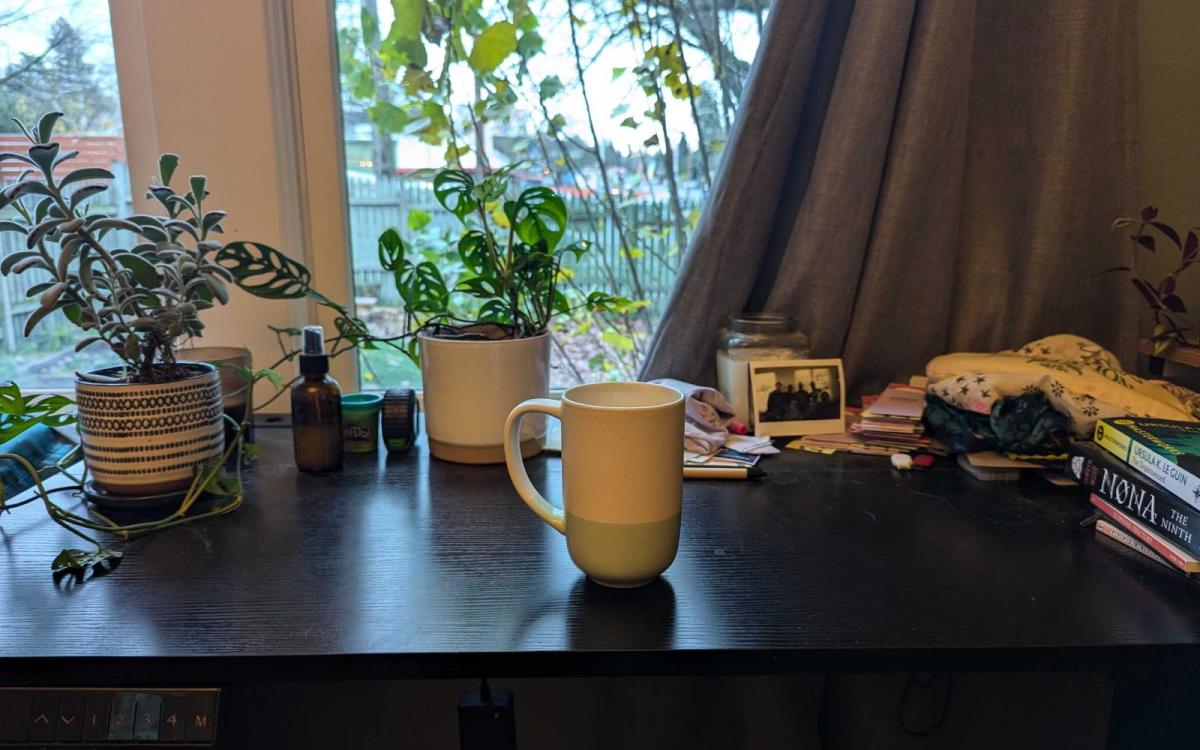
[{"xmin": 716, "ymin": 313, "xmax": 811, "ymax": 424}]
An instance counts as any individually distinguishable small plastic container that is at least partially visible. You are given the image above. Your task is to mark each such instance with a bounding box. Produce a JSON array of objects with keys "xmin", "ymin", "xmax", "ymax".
[{"xmin": 341, "ymin": 393, "xmax": 383, "ymax": 453}]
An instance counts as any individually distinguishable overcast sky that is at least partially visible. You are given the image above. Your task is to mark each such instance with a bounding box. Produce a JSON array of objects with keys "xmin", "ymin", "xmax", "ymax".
[{"xmin": 2, "ymin": 0, "xmax": 762, "ymax": 166}]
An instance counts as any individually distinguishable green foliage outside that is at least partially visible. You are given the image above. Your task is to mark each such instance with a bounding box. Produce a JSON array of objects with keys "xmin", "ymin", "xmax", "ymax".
[{"xmin": 337, "ymin": 0, "xmax": 766, "ymax": 383}]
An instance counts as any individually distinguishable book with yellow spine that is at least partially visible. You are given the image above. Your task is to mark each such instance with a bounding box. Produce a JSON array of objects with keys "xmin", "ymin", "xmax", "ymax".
[{"xmin": 1094, "ymin": 418, "xmax": 1200, "ymax": 512}]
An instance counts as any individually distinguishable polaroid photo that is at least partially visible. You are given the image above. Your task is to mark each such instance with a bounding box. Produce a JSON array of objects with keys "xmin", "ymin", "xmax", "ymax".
[{"xmin": 749, "ymin": 358, "xmax": 846, "ymax": 437}]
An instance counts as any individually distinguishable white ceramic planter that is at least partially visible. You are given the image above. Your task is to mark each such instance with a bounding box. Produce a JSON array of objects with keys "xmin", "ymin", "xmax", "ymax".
[
  {"xmin": 75, "ymin": 362, "xmax": 225, "ymax": 495},
  {"xmin": 419, "ymin": 331, "xmax": 550, "ymax": 464}
]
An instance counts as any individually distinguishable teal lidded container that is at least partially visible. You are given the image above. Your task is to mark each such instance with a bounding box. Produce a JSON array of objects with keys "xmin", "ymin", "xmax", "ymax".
[{"xmin": 341, "ymin": 393, "xmax": 383, "ymax": 453}]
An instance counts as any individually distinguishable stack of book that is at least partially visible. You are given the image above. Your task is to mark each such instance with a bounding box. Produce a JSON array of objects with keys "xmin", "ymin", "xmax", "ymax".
[
  {"xmin": 1067, "ymin": 418, "xmax": 1200, "ymax": 575},
  {"xmin": 850, "ymin": 384, "xmax": 932, "ymax": 451}
]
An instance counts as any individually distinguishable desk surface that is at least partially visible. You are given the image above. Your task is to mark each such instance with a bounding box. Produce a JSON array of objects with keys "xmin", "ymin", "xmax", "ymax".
[{"xmin": 2, "ymin": 427, "xmax": 1199, "ymax": 683}]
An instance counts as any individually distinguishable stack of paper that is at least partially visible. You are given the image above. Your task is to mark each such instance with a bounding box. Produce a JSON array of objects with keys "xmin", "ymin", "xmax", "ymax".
[
  {"xmin": 850, "ymin": 384, "xmax": 931, "ymax": 450},
  {"xmin": 786, "ymin": 383, "xmax": 946, "ymax": 457}
]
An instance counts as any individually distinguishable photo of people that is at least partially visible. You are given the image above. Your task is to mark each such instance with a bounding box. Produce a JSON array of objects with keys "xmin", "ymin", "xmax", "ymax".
[{"xmin": 749, "ymin": 359, "xmax": 846, "ymax": 437}]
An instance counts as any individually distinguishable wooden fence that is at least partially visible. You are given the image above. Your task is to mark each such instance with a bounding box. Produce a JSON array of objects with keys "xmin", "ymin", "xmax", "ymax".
[{"xmin": 345, "ymin": 176, "xmax": 691, "ymax": 315}]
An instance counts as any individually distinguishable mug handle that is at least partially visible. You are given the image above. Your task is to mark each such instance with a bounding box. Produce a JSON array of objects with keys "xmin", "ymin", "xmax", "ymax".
[{"xmin": 504, "ymin": 398, "xmax": 565, "ymax": 535}]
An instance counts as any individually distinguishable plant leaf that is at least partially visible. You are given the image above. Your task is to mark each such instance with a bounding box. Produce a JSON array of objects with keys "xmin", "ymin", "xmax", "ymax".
[
  {"xmin": 214, "ymin": 241, "xmax": 313, "ymax": 299},
  {"xmin": 27, "ymin": 143, "xmax": 59, "ymax": 175},
  {"xmin": 115, "ymin": 252, "xmax": 161, "ymax": 288},
  {"xmin": 23, "ymin": 305, "xmax": 54, "ymax": 336},
  {"xmin": 1150, "ymin": 221, "xmax": 1182, "ymax": 248},
  {"xmin": 433, "ymin": 170, "xmax": 478, "ymax": 220},
  {"xmin": 51, "ymin": 547, "xmax": 122, "ymax": 575},
  {"xmin": 539, "ymin": 75, "xmax": 564, "ymax": 100},
  {"xmin": 378, "ymin": 227, "xmax": 407, "ymax": 271},
  {"xmin": 1163, "ymin": 294, "xmax": 1188, "ymax": 313},
  {"xmin": 36, "ymin": 112, "xmax": 63, "ymax": 143},
  {"xmin": 1131, "ymin": 277, "xmax": 1164, "ymax": 309},
  {"xmin": 58, "ymin": 167, "xmax": 115, "ymax": 190},
  {"xmin": 69, "ymin": 183, "xmax": 107, "ymax": 209},
  {"xmin": 201, "ymin": 210, "xmax": 227, "ymax": 234},
  {"xmin": 468, "ymin": 21, "xmax": 517, "ymax": 73},
  {"xmin": 158, "ymin": 153, "xmax": 180, "ymax": 185},
  {"xmin": 512, "ymin": 186, "xmax": 567, "ymax": 250},
  {"xmin": 189, "ymin": 175, "xmax": 207, "ymax": 206}
]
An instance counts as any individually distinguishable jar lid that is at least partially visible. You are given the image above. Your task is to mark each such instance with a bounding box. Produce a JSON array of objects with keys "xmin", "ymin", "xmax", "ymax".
[
  {"xmin": 728, "ymin": 312, "xmax": 797, "ymax": 332},
  {"xmin": 341, "ymin": 393, "xmax": 383, "ymax": 411}
]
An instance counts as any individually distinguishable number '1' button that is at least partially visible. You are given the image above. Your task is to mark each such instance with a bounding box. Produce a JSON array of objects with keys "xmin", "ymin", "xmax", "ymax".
[{"xmin": 82, "ymin": 693, "xmax": 110, "ymax": 743}]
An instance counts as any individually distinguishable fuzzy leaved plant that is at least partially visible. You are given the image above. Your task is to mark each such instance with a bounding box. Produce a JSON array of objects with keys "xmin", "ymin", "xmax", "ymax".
[{"xmin": 0, "ymin": 112, "xmax": 384, "ymax": 383}]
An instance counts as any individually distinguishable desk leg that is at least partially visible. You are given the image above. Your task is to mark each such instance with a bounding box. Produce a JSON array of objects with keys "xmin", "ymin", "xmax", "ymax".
[{"xmin": 1107, "ymin": 660, "xmax": 1200, "ymax": 749}]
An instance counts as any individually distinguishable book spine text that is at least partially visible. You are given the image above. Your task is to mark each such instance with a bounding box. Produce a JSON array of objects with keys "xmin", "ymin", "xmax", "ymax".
[
  {"xmin": 1095, "ymin": 518, "xmax": 1175, "ymax": 571},
  {"xmin": 1090, "ymin": 494, "xmax": 1200, "ymax": 572},
  {"xmin": 1095, "ymin": 421, "xmax": 1200, "ymax": 512},
  {"xmin": 1070, "ymin": 450, "xmax": 1200, "ymax": 555}
]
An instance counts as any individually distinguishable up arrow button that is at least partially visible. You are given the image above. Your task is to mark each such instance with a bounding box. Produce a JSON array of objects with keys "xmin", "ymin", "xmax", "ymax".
[{"xmin": 28, "ymin": 693, "xmax": 57, "ymax": 743}]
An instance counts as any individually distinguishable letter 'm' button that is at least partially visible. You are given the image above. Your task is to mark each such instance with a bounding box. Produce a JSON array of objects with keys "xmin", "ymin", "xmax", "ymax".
[{"xmin": 184, "ymin": 691, "xmax": 217, "ymax": 743}]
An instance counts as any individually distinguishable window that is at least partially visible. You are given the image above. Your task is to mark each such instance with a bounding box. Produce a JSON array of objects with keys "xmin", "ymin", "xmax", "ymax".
[
  {"xmin": 0, "ymin": 0, "xmax": 130, "ymax": 389},
  {"xmin": 334, "ymin": 0, "xmax": 767, "ymax": 389}
]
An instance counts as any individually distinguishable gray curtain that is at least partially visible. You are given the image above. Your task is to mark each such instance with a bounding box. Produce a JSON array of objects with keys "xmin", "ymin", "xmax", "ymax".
[{"xmin": 641, "ymin": 0, "xmax": 1140, "ymax": 397}]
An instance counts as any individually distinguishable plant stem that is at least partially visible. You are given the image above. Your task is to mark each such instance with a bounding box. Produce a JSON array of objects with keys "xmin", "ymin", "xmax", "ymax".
[
  {"xmin": 566, "ymin": 0, "xmax": 647, "ymax": 303},
  {"xmin": 667, "ymin": 0, "xmax": 712, "ymax": 189}
]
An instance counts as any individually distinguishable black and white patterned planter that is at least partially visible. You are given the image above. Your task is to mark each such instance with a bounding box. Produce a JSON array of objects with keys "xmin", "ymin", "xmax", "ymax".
[{"xmin": 75, "ymin": 362, "xmax": 225, "ymax": 496}]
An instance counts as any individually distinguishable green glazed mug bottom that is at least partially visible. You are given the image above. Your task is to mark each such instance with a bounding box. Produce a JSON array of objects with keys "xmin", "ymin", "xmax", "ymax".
[{"xmin": 565, "ymin": 511, "xmax": 681, "ymax": 588}]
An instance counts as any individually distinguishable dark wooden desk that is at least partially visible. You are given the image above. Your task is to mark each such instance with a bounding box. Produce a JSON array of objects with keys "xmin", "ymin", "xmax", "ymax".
[{"xmin": 4, "ymin": 425, "xmax": 1200, "ymax": 688}]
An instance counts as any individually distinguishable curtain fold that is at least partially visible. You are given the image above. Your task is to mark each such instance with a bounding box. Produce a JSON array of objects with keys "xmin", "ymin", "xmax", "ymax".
[{"xmin": 641, "ymin": 0, "xmax": 1139, "ymax": 398}]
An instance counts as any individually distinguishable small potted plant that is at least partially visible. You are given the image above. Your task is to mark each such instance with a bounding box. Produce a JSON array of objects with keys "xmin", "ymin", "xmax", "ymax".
[
  {"xmin": 0, "ymin": 112, "xmax": 316, "ymax": 496},
  {"xmin": 381, "ymin": 165, "xmax": 627, "ymax": 463},
  {"xmin": 1107, "ymin": 206, "xmax": 1199, "ymax": 375}
]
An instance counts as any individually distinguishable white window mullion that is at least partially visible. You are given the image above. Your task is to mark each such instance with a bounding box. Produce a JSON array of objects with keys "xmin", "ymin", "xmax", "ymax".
[{"xmin": 109, "ymin": 0, "xmax": 358, "ymax": 406}]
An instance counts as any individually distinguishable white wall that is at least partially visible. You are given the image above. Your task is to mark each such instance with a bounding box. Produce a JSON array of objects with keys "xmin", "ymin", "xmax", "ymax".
[{"xmin": 110, "ymin": 0, "xmax": 356, "ymax": 410}]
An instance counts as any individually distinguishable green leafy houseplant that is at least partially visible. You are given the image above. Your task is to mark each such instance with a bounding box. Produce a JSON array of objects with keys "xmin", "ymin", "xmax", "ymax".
[
  {"xmin": 1108, "ymin": 206, "xmax": 1198, "ymax": 355},
  {"xmin": 0, "ymin": 112, "xmax": 385, "ymax": 382},
  {"xmin": 380, "ymin": 164, "xmax": 632, "ymax": 353},
  {"xmin": 382, "ymin": 164, "xmax": 635, "ymax": 464}
]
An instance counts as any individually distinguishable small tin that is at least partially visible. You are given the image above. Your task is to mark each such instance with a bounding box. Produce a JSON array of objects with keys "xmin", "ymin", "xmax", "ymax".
[
  {"xmin": 381, "ymin": 388, "xmax": 419, "ymax": 453},
  {"xmin": 341, "ymin": 393, "xmax": 383, "ymax": 453}
]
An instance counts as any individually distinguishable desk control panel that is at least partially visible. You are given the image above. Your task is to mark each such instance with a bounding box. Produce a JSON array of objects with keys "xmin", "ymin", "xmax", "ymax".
[{"xmin": 0, "ymin": 688, "xmax": 219, "ymax": 746}]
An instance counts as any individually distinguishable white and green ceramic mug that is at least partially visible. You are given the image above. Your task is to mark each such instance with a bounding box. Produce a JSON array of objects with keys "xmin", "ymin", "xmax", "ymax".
[{"xmin": 504, "ymin": 381, "xmax": 685, "ymax": 588}]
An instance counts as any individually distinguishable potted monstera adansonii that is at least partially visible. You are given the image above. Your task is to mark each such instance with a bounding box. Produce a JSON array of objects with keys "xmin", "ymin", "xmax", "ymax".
[
  {"xmin": 0, "ymin": 112, "xmax": 337, "ymax": 497},
  {"xmin": 381, "ymin": 166, "xmax": 627, "ymax": 463}
]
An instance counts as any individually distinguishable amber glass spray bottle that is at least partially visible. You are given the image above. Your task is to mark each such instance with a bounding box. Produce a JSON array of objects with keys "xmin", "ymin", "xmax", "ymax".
[{"xmin": 291, "ymin": 326, "xmax": 343, "ymax": 472}]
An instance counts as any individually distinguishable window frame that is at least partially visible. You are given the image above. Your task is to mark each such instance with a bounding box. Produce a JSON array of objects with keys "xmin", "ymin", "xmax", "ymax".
[{"xmin": 99, "ymin": 0, "xmax": 359, "ymax": 405}]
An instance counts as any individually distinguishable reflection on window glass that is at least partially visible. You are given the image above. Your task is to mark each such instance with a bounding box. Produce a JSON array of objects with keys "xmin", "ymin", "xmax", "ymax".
[
  {"xmin": 335, "ymin": 0, "xmax": 766, "ymax": 389},
  {"xmin": 0, "ymin": 0, "xmax": 130, "ymax": 389}
]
